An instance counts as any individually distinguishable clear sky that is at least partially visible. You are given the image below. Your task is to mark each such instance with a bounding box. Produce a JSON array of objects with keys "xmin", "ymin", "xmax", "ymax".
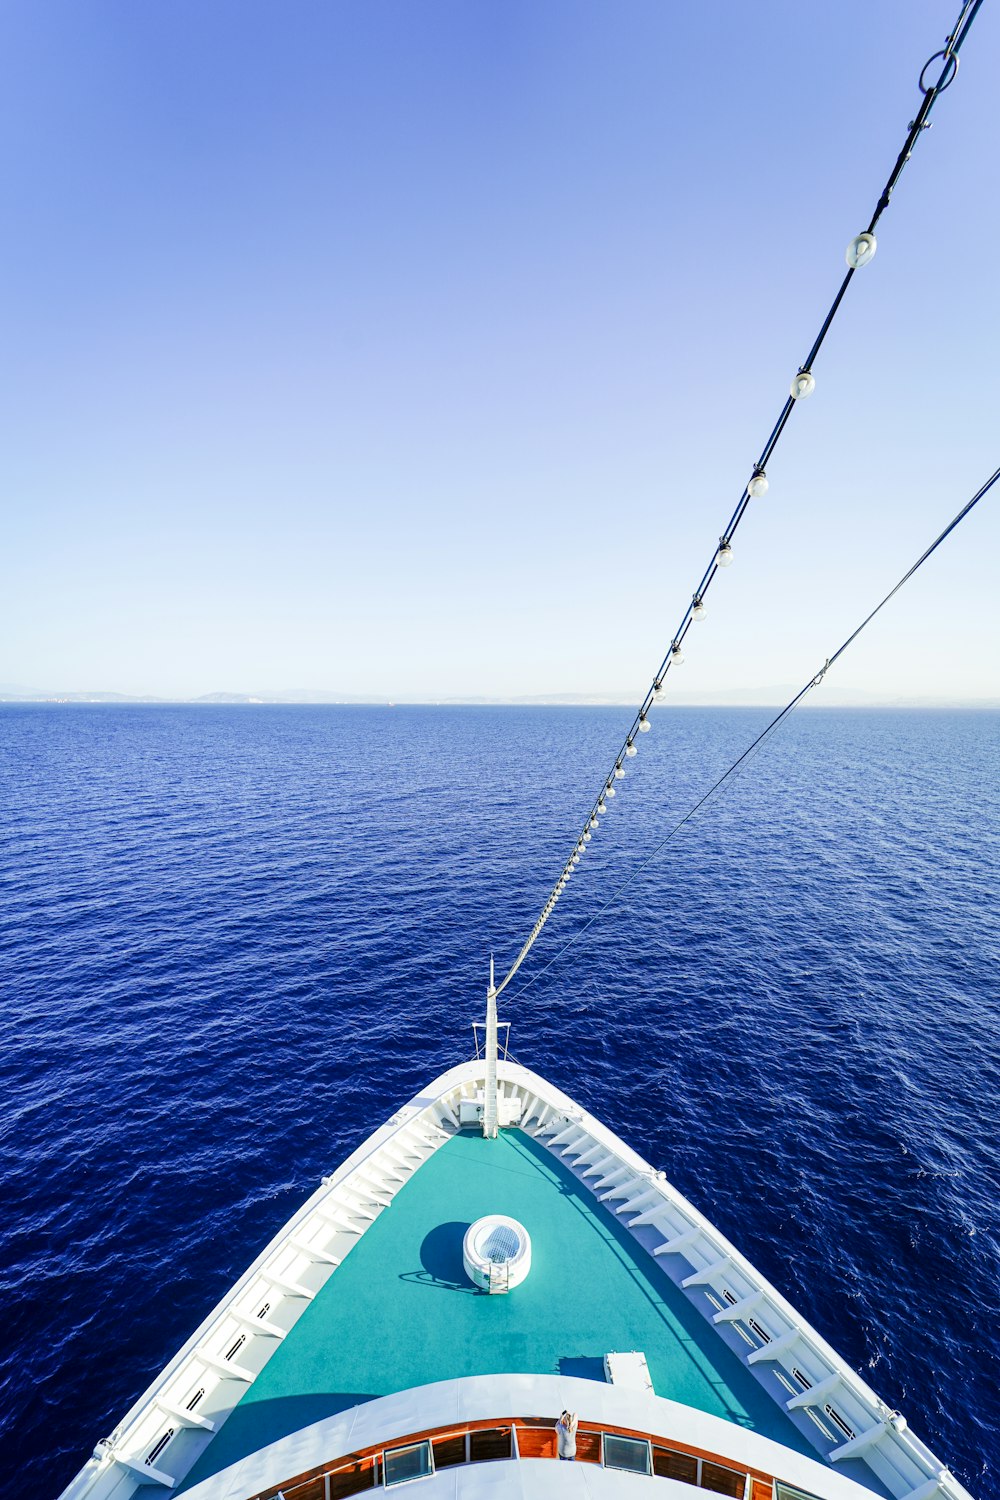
[{"xmin": 2, "ymin": 1, "xmax": 998, "ymax": 703}]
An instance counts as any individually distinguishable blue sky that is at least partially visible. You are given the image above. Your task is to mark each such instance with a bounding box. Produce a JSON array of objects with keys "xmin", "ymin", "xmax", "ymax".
[{"xmin": 3, "ymin": 1, "xmax": 998, "ymax": 702}]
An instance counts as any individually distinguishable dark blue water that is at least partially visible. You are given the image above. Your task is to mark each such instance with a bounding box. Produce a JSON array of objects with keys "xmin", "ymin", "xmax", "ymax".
[{"xmin": 1, "ymin": 705, "xmax": 997, "ymax": 1497}]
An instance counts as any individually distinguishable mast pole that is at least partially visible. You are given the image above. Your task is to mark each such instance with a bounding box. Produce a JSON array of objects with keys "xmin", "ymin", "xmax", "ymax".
[{"xmin": 483, "ymin": 954, "xmax": 499, "ymax": 1139}]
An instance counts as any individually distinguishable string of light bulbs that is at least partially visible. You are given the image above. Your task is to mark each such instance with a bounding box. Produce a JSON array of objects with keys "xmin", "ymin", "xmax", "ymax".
[
  {"xmin": 501, "ymin": 461, "xmax": 1000, "ymax": 1005},
  {"xmin": 494, "ymin": 0, "xmax": 985, "ymax": 1000}
]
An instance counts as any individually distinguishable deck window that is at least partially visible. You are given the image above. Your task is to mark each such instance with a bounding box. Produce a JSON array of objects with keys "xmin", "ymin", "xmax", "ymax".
[
  {"xmin": 383, "ymin": 1441, "xmax": 433, "ymax": 1486},
  {"xmin": 327, "ymin": 1457, "xmax": 377, "ymax": 1497},
  {"xmin": 701, "ymin": 1460, "xmax": 745, "ymax": 1496},
  {"xmin": 431, "ymin": 1435, "xmax": 466, "ymax": 1469},
  {"xmin": 653, "ymin": 1447, "xmax": 698, "ymax": 1485},
  {"xmin": 775, "ymin": 1485, "xmax": 824, "ymax": 1500},
  {"xmin": 602, "ymin": 1434, "xmax": 652, "ymax": 1475},
  {"xmin": 574, "ymin": 1429, "xmax": 602, "ymax": 1464},
  {"xmin": 469, "ymin": 1427, "xmax": 512, "ymax": 1462},
  {"xmin": 517, "ymin": 1425, "xmax": 557, "ymax": 1459}
]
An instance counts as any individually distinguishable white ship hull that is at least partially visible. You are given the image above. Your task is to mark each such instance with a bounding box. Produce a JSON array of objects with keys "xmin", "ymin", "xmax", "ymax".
[{"xmin": 58, "ymin": 1060, "xmax": 971, "ymax": 1500}]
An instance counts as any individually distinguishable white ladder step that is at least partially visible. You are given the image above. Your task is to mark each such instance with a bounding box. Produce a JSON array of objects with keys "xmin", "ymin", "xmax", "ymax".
[
  {"xmin": 830, "ymin": 1420, "xmax": 890, "ymax": 1462},
  {"xmin": 196, "ymin": 1347, "xmax": 255, "ymax": 1382},
  {"xmin": 290, "ymin": 1236, "xmax": 341, "ymax": 1265},
  {"xmin": 747, "ymin": 1328, "xmax": 799, "ymax": 1365},
  {"xmin": 900, "ymin": 1478, "xmax": 951, "ymax": 1500},
  {"xmin": 681, "ymin": 1255, "xmax": 730, "ymax": 1288},
  {"xmin": 628, "ymin": 1203, "xmax": 671, "ymax": 1228},
  {"xmin": 654, "ymin": 1226, "xmax": 700, "ymax": 1257},
  {"xmin": 713, "ymin": 1291, "xmax": 764, "ymax": 1324},
  {"xmin": 155, "ymin": 1397, "xmax": 216, "ymax": 1433},
  {"xmin": 582, "ymin": 1153, "xmax": 618, "ymax": 1179},
  {"xmin": 261, "ymin": 1269, "xmax": 315, "ymax": 1299},
  {"xmin": 787, "ymin": 1372, "xmax": 840, "ymax": 1410},
  {"xmin": 230, "ymin": 1307, "xmax": 287, "ymax": 1339},
  {"xmin": 599, "ymin": 1176, "xmax": 640, "ymax": 1202},
  {"xmin": 617, "ymin": 1187, "xmax": 660, "ymax": 1216},
  {"xmin": 109, "ymin": 1450, "xmax": 175, "ymax": 1487}
]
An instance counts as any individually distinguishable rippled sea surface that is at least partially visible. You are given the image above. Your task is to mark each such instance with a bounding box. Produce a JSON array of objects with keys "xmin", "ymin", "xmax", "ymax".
[{"xmin": 1, "ymin": 705, "xmax": 998, "ymax": 1496}]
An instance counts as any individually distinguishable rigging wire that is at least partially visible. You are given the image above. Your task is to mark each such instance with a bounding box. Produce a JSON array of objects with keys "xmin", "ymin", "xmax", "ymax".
[
  {"xmin": 500, "ymin": 462, "xmax": 1000, "ymax": 1004},
  {"xmin": 494, "ymin": 0, "xmax": 986, "ymax": 998}
]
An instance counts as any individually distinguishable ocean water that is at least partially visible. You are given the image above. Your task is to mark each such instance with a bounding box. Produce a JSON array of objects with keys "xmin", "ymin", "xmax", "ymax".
[{"xmin": 0, "ymin": 704, "xmax": 997, "ymax": 1497}]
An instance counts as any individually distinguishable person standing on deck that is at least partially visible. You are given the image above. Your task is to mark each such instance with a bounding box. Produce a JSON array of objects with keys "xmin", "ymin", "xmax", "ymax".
[{"xmin": 556, "ymin": 1410, "xmax": 578, "ymax": 1460}]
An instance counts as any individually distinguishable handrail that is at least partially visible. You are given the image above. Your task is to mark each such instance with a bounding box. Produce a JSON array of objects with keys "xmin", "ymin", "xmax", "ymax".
[{"xmin": 248, "ymin": 1414, "xmax": 764, "ymax": 1500}]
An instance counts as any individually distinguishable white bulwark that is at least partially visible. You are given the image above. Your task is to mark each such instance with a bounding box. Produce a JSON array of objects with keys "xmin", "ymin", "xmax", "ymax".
[{"xmin": 56, "ymin": 1058, "xmax": 973, "ymax": 1500}]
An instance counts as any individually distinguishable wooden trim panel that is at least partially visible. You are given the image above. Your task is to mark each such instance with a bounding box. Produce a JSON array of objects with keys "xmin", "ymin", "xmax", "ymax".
[{"xmin": 248, "ymin": 1414, "xmax": 776, "ymax": 1500}]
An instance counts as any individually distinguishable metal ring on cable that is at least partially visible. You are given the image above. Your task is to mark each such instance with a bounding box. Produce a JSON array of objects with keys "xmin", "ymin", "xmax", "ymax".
[{"xmin": 919, "ymin": 49, "xmax": 959, "ymax": 94}]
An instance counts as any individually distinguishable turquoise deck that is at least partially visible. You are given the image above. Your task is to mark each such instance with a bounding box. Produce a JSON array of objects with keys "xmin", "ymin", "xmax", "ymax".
[{"xmin": 181, "ymin": 1129, "xmax": 816, "ymax": 1488}]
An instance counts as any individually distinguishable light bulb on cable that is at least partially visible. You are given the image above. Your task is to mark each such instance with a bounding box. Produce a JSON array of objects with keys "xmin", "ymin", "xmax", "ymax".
[
  {"xmin": 605, "ymin": 783, "xmax": 616, "ymax": 797},
  {"xmin": 614, "ymin": 764, "xmax": 625, "ymax": 779},
  {"xmin": 790, "ymin": 369, "xmax": 816, "ymax": 400},
  {"xmin": 597, "ymin": 800, "xmax": 606, "ymax": 815},
  {"xmin": 716, "ymin": 539, "xmax": 734, "ymax": 568},
  {"xmin": 583, "ymin": 831, "xmax": 592, "ymax": 842},
  {"xmin": 670, "ymin": 641, "xmax": 684, "ymax": 666},
  {"xmin": 590, "ymin": 816, "xmax": 599, "ymax": 829},
  {"xmin": 638, "ymin": 715, "xmax": 651, "ymax": 733},
  {"xmin": 625, "ymin": 742, "xmax": 637, "ymax": 758},
  {"xmin": 653, "ymin": 679, "xmax": 665, "ymax": 701},
  {"xmin": 692, "ymin": 594, "xmax": 706, "ymax": 620},
  {"xmin": 846, "ymin": 231, "xmax": 877, "ymax": 269},
  {"xmin": 748, "ymin": 467, "xmax": 769, "ymax": 499}
]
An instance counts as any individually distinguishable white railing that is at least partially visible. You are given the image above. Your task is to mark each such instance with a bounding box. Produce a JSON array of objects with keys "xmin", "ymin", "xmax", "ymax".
[
  {"xmin": 511, "ymin": 1064, "xmax": 972, "ymax": 1500},
  {"xmin": 57, "ymin": 1057, "xmax": 973, "ymax": 1500},
  {"xmin": 58, "ymin": 1079, "xmax": 464, "ymax": 1500}
]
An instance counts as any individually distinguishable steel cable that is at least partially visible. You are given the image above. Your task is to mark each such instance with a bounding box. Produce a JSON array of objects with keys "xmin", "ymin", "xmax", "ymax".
[
  {"xmin": 495, "ymin": 0, "xmax": 986, "ymax": 997},
  {"xmin": 500, "ymin": 463, "xmax": 1000, "ymax": 1004}
]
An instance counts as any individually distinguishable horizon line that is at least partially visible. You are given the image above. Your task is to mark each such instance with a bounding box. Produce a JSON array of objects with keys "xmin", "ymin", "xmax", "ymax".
[{"xmin": 2, "ymin": 691, "xmax": 998, "ymax": 710}]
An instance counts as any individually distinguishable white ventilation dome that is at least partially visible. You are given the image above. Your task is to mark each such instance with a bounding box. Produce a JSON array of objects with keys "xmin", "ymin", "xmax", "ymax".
[{"xmin": 463, "ymin": 1215, "xmax": 531, "ymax": 1293}]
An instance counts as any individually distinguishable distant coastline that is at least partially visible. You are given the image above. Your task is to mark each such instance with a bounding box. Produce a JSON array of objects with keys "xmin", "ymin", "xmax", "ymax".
[{"xmin": 1, "ymin": 689, "xmax": 997, "ymax": 709}]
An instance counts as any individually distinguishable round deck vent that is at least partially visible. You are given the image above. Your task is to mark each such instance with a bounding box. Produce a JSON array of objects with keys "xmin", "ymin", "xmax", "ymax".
[{"xmin": 463, "ymin": 1215, "xmax": 531, "ymax": 1293}]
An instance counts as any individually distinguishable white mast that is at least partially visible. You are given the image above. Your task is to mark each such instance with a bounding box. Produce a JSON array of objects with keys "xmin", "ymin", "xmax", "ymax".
[{"xmin": 483, "ymin": 954, "xmax": 499, "ymax": 1139}]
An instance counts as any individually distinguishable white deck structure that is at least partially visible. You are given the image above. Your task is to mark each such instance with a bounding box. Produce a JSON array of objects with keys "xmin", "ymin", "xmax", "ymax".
[{"xmin": 58, "ymin": 1060, "xmax": 972, "ymax": 1500}]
